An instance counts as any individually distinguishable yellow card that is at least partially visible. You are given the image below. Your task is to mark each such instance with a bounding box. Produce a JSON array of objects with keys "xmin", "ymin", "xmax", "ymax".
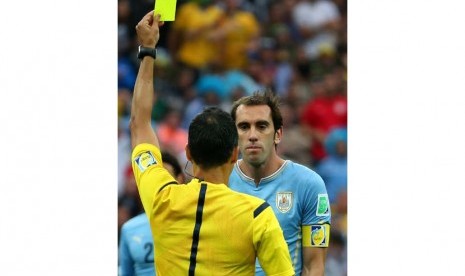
[{"xmin": 154, "ymin": 0, "xmax": 178, "ymax": 21}]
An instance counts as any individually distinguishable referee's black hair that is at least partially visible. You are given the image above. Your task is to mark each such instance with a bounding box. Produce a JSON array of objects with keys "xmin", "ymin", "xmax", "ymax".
[{"xmin": 188, "ymin": 107, "xmax": 238, "ymax": 170}]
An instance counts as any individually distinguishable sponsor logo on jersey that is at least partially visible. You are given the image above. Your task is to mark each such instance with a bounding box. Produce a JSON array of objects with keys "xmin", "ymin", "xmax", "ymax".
[
  {"xmin": 311, "ymin": 225, "xmax": 329, "ymax": 246},
  {"xmin": 132, "ymin": 235, "xmax": 142, "ymax": 244},
  {"xmin": 276, "ymin": 192, "xmax": 293, "ymax": 213},
  {"xmin": 316, "ymin": 194, "xmax": 330, "ymax": 216},
  {"xmin": 134, "ymin": 151, "xmax": 157, "ymax": 172}
]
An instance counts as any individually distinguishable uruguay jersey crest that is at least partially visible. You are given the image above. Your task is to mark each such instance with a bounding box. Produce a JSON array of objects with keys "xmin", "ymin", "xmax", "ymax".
[{"xmin": 276, "ymin": 192, "xmax": 293, "ymax": 213}]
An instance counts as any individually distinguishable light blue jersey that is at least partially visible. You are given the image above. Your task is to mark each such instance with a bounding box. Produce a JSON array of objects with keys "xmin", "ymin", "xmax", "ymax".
[
  {"xmin": 229, "ymin": 160, "xmax": 331, "ymax": 275},
  {"xmin": 119, "ymin": 213, "xmax": 155, "ymax": 276}
]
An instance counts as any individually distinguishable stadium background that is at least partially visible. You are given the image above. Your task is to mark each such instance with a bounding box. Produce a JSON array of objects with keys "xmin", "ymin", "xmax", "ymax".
[{"xmin": 117, "ymin": 0, "xmax": 347, "ymax": 275}]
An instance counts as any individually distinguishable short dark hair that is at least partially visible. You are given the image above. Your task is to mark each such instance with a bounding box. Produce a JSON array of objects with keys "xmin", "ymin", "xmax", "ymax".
[
  {"xmin": 188, "ymin": 107, "xmax": 238, "ymax": 169},
  {"xmin": 161, "ymin": 151, "xmax": 182, "ymax": 177},
  {"xmin": 230, "ymin": 90, "xmax": 283, "ymax": 131}
]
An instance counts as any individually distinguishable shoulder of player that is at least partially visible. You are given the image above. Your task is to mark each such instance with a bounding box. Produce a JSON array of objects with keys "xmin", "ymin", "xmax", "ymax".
[
  {"xmin": 285, "ymin": 160, "xmax": 322, "ymax": 180},
  {"xmin": 121, "ymin": 213, "xmax": 149, "ymax": 232}
]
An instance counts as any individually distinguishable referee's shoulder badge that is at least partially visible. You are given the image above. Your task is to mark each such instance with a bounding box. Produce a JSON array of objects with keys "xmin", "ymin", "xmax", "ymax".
[
  {"xmin": 316, "ymin": 193, "xmax": 330, "ymax": 216},
  {"xmin": 134, "ymin": 151, "xmax": 158, "ymax": 172},
  {"xmin": 276, "ymin": 192, "xmax": 293, "ymax": 213},
  {"xmin": 310, "ymin": 224, "xmax": 330, "ymax": 247}
]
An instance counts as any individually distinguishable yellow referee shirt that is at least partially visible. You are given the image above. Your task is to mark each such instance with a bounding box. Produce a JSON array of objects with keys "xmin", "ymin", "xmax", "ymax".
[{"xmin": 132, "ymin": 143, "xmax": 294, "ymax": 276}]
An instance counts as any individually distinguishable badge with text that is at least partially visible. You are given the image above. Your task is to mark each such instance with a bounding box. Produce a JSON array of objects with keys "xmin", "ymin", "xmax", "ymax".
[
  {"xmin": 316, "ymin": 194, "xmax": 330, "ymax": 216},
  {"xmin": 310, "ymin": 224, "xmax": 330, "ymax": 247},
  {"xmin": 134, "ymin": 151, "xmax": 158, "ymax": 172},
  {"xmin": 276, "ymin": 192, "xmax": 293, "ymax": 213}
]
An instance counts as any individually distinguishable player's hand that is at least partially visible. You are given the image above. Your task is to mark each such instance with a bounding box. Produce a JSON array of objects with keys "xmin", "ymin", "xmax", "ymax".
[{"xmin": 136, "ymin": 11, "xmax": 164, "ymax": 48}]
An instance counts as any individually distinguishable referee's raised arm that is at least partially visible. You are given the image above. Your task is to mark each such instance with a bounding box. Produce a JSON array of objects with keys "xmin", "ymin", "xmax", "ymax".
[{"xmin": 129, "ymin": 11, "xmax": 164, "ymax": 150}]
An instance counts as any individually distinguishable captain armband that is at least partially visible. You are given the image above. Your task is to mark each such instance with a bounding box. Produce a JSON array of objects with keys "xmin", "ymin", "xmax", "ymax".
[{"xmin": 302, "ymin": 224, "xmax": 331, "ymax": 247}]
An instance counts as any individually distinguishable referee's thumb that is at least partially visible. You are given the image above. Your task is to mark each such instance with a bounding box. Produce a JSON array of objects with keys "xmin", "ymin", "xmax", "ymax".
[{"xmin": 153, "ymin": 13, "xmax": 164, "ymax": 28}]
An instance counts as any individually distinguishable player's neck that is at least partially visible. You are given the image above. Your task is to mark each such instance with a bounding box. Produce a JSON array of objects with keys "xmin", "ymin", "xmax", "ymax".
[
  {"xmin": 193, "ymin": 164, "xmax": 234, "ymax": 186},
  {"xmin": 240, "ymin": 155, "xmax": 284, "ymax": 186}
]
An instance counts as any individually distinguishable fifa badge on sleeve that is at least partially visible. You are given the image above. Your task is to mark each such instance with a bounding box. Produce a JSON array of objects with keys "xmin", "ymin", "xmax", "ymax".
[
  {"xmin": 316, "ymin": 194, "xmax": 330, "ymax": 216},
  {"xmin": 134, "ymin": 151, "xmax": 158, "ymax": 172}
]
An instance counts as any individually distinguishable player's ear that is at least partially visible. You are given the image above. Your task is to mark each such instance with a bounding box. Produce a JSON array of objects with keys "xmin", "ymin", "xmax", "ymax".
[{"xmin": 274, "ymin": 128, "xmax": 283, "ymax": 145}]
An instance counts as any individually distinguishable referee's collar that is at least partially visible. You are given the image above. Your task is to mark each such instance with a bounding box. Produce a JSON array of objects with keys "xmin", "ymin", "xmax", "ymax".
[{"xmin": 188, "ymin": 178, "xmax": 228, "ymax": 188}]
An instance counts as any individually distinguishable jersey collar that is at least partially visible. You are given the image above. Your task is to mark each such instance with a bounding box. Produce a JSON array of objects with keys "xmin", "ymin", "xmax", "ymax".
[{"xmin": 234, "ymin": 160, "xmax": 290, "ymax": 185}]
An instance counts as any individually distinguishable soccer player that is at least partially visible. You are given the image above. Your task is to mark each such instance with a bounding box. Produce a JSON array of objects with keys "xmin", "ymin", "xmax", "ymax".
[
  {"xmin": 119, "ymin": 151, "xmax": 184, "ymax": 276},
  {"xmin": 130, "ymin": 11, "xmax": 294, "ymax": 276},
  {"xmin": 229, "ymin": 91, "xmax": 331, "ymax": 276}
]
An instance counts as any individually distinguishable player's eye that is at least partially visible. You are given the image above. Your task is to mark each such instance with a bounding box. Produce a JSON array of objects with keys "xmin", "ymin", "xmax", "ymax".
[
  {"xmin": 238, "ymin": 124, "xmax": 249, "ymax": 130},
  {"xmin": 257, "ymin": 123, "xmax": 268, "ymax": 130}
]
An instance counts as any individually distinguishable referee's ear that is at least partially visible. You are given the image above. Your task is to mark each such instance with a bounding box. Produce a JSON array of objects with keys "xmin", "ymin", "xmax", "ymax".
[
  {"xmin": 230, "ymin": 147, "xmax": 239, "ymax": 164},
  {"xmin": 185, "ymin": 144, "xmax": 192, "ymax": 162}
]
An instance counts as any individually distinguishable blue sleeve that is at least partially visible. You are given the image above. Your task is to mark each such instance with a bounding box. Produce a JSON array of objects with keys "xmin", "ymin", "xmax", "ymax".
[
  {"xmin": 301, "ymin": 171, "xmax": 331, "ymax": 225},
  {"xmin": 119, "ymin": 226, "xmax": 135, "ymax": 276}
]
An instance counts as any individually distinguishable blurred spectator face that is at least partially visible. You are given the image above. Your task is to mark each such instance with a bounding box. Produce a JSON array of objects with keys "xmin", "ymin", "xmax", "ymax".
[
  {"xmin": 280, "ymin": 103, "xmax": 296, "ymax": 127},
  {"xmin": 284, "ymin": 0, "xmax": 297, "ymax": 13},
  {"xmin": 246, "ymin": 59, "xmax": 263, "ymax": 81},
  {"xmin": 318, "ymin": 47, "xmax": 337, "ymax": 68},
  {"xmin": 336, "ymin": 140, "xmax": 347, "ymax": 157},
  {"xmin": 230, "ymin": 87, "xmax": 247, "ymax": 103},
  {"xmin": 118, "ymin": 0, "xmax": 130, "ymax": 22},
  {"xmin": 260, "ymin": 47, "xmax": 275, "ymax": 63},
  {"xmin": 178, "ymin": 68, "xmax": 197, "ymax": 101},
  {"xmin": 179, "ymin": 68, "xmax": 196, "ymax": 90},
  {"xmin": 204, "ymin": 91, "xmax": 221, "ymax": 105},
  {"xmin": 269, "ymin": 2, "xmax": 286, "ymax": 23},
  {"xmin": 275, "ymin": 26, "xmax": 292, "ymax": 47},
  {"xmin": 164, "ymin": 110, "xmax": 182, "ymax": 129},
  {"xmin": 311, "ymin": 80, "xmax": 327, "ymax": 98},
  {"xmin": 276, "ymin": 48, "xmax": 290, "ymax": 63},
  {"xmin": 225, "ymin": 0, "xmax": 240, "ymax": 10},
  {"xmin": 324, "ymin": 71, "xmax": 342, "ymax": 94},
  {"xmin": 259, "ymin": 38, "xmax": 277, "ymax": 63}
]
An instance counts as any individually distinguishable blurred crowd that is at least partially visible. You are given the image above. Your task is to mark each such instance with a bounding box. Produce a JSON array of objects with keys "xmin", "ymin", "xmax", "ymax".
[{"xmin": 118, "ymin": 0, "xmax": 347, "ymax": 274}]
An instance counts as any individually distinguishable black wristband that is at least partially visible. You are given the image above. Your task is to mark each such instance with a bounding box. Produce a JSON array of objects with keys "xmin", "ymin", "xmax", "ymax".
[{"xmin": 137, "ymin": 46, "xmax": 157, "ymax": 60}]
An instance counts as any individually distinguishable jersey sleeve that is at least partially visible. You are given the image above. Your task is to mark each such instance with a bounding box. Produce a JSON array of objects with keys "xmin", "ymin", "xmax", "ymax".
[
  {"xmin": 253, "ymin": 203, "xmax": 295, "ymax": 276},
  {"xmin": 301, "ymin": 171, "xmax": 332, "ymax": 248},
  {"xmin": 119, "ymin": 225, "xmax": 135, "ymax": 276},
  {"xmin": 301, "ymin": 171, "xmax": 331, "ymax": 225},
  {"xmin": 131, "ymin": 143, "xmax": 177, "ymax": 217}
]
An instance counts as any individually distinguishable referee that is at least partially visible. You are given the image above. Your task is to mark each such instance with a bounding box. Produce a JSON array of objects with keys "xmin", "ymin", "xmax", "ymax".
[{"xmin": 129, "ymin": 11, "xmax": 295, "ymax": 276}]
